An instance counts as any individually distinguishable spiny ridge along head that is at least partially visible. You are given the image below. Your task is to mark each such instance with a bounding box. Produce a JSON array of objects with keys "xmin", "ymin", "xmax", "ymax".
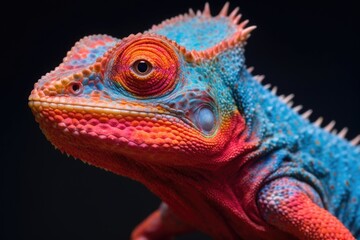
[{"xmin": 150, "ymin": 2, "xmax": 256, "ymax": 62}]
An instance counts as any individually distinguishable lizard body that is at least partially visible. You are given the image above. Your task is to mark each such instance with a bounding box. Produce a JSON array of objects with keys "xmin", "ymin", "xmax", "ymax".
[{"xmin": 29, "ymin": 3, "xmax": 360, "ymax": 239}]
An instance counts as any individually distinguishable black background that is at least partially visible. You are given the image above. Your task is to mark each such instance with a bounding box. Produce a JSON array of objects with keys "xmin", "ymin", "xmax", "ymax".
[{"xmin": 2, "ymin": 0, "xmax": 359, "ymax": 239}]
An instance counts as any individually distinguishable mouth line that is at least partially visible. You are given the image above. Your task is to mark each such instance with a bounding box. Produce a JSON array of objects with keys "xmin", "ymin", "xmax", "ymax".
[{"xmin": 28, "ymin": 99, "xmax": 194, "ymax": 127}]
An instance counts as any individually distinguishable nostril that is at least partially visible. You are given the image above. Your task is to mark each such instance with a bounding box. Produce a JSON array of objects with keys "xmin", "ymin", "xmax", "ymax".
[
  {"xmin": 68, "ymin": 82, "xmax": 83, "ymax": 95},
  {"xmin": 72, "ymin": 83, "xmax": 80, "ymax": 92}
]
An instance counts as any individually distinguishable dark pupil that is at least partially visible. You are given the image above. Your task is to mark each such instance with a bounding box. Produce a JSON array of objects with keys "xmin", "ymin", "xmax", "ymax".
[{"xmin": 137, "ymin": 61, "xmax": 148, "ymax": 73}]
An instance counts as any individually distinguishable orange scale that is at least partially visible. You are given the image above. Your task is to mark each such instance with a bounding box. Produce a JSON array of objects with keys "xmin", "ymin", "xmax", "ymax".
[
  {"xmin": 133, "ymin": 131, "xmax": 149, "ymax": 139},
  {"xmin": 74, "ymin": 113, "xmax": 83, "ymax": 119},
  {"xmin": 54, "ymin": 109, "xmax": 62, "ymax": 115},
  {"xmin": 79, "ymin": 119, "xmax": 87, "ymax": 125},
  {"xmin": 54, "ymin": 115, "xmax": 64, "ymax": 123},
  {"xmin": 99, "ymin": 117, "xmax": 109, "ymax": 123},
  {"xmin": 67, "ymin": 125, "xmax": 76, "ymax": 132},
  {"xmin": 72, "ymin": 118, "xmax": 80, "ymax": 125},
  {"xmin": 170, "ymin": 140, "xmax": 180, "ymax": 145},
  {"xmin": 124, "ymin": 116, "xmax": 134, "ymax": 121},
  {"xmin": 42, "ymin": 110, "xmax": 50, "ymax": 116},
  {"xmin": 107, "ymin": 119, "xmax": 119, "ymax": 127},
  {"xmin": 139, "ymin": 120, "xmax": 149, "ymax": 127},
  {"xmin": 88, "ymin": 119, "xmax": 99, "ymax": 126},
  {"xmin": 62, "ymin": 117, "xmax": 72, "ymax": 124},
  {"xmin": 154, "ymin": 138, "xmax": 166, "ymax": 145},
  {"xmin": 162, "ymin": 144, "xmax": 170, "ymax": 148},
  {"xmin": 83, "ymin": 114, "xmax": 92, "ymax": 120}
]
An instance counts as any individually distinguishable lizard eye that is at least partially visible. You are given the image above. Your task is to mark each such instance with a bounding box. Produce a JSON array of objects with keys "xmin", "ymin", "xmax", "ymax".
[
  {"xmin": 109, "ymin": 36, "xmax": 179, "ymax": 98},
  {"xmin": 131, "ymin": 60, "xmax": 153, "ymax": 76}
]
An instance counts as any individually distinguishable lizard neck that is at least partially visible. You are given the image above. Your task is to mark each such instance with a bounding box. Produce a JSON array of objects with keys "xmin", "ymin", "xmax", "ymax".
[
  {"xmin": 134, "ymin": 162, "xmax": 245, "ymax": 239},
  {"xmin": 129, "ymin": 152, "xmax": 293, "ymax": 240}
]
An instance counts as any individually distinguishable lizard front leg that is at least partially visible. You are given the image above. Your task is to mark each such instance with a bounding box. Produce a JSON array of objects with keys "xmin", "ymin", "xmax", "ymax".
[
  {"xmin": 258, "ymin": 178, "xmax": 355, "ymax": 240},
  {"xmin": 131, "ymin": 202, "xmax": 194, "ymax": 240}
]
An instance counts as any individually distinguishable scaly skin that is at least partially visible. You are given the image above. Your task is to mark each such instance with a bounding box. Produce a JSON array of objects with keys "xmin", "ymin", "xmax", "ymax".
[{"xmin": 29, "ymin": 3, "xmax": 360, "ymax": 240}]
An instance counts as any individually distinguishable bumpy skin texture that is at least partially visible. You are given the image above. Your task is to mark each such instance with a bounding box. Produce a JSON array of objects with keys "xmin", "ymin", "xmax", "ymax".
[{"xmin": 29, "ymin": 3, "xmax": 360, "ymax": 240}]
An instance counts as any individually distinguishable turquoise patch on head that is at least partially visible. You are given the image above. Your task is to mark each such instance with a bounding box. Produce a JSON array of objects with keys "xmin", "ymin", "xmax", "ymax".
[{"xmin": 154, "ymin": 16, "xmax": 236, "ymax": 51}]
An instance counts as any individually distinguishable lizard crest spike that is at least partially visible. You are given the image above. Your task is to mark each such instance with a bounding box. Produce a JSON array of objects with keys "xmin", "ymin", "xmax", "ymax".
[
  {"xmin": 247, "ymin": 66, "xmax": 254, "ymax": 73},
  {"xmin": 203, "ymin": 2, "xmax": 211, "ymax": 16},
  {"xmin": 188, "ymin": 8, "xmax": 195, "ymax": 16},
  {"xmin": 229, "ymin": 7, "xmax": 240, "ymax": 19},
  {"xmin": 293, "ymin": 105, "xmax": 303, "ymax": 112},
  {"xmin": 254, "ymin": 74, "xmax": 265, "ymax": 83},
  {"xmin": 314, "ymin": 117, "xmax": 324, "ymax": 127},
  {"xmin": 338, "ymin": 127, "xmax": 348, "ymax": 138},
  {"xmin": 301, "ymin": 109, "xmax": 313, "ymax": 119},
  {"xmin": 218, "ymin": 2, "xmax": 230, "ymax": 17},
  {"xmin": 324, "ymin": 120, "xmax": 336, "ymax": 132},
  {"xmin": 282, "ymin": 93, "xmax": 295, "ymax": 104},
  {"xmin": 264, "ymin": 83, "xmax": 271, "ymax": 89},
  {"xmin": 351, "ymin": 135, "xmax": 360, "ymax": 146},
  {"xmin": 271, "ymin": 86, "xmax": 278, "ymax": 95},
  {"xmin": 286, "ymin": 101, "xmax": 294, "ymax": 108},
  {"xmin": 29, "ymin": 2, "xmax": 359, "ymax": 240}
]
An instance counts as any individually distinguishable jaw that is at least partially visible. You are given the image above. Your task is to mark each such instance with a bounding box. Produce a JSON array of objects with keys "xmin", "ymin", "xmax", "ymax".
[
  {"xmin": 29, "ymin": 98, "xmax": 248, "ymax": 169},
  {"xmin": 29, "ymin": 87, "xmax": 258, "ymax": 174}
]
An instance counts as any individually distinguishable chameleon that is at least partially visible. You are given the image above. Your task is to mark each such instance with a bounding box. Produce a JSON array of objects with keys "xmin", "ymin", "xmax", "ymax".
[{"xmin": 28, "ymin": 2, "xmax": 360, "ymax": 240}]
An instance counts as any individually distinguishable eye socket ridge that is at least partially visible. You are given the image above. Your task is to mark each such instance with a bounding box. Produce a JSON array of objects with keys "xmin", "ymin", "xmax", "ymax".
[{"xmin": 130, "ymin": 59, "xmax": 153, "ymax": 77}]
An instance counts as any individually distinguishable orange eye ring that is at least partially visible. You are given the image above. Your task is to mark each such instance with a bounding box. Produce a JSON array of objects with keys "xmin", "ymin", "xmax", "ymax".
[{"xmin": 109, "ymin": 36, "xmax": 179, "ymax": 98}]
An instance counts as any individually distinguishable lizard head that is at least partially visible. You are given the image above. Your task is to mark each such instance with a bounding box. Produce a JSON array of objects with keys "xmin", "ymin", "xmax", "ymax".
[{"xmin": 29, "ymin": 3, "xmax": 258, "ymax": 175}]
